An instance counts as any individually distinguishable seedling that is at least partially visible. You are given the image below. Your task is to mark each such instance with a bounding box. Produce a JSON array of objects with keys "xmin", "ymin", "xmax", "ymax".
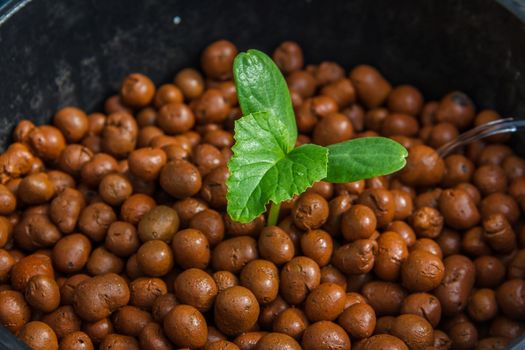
[{"xmin": 226, "ymin": 49, "xmax": 408, "ymax": 226}]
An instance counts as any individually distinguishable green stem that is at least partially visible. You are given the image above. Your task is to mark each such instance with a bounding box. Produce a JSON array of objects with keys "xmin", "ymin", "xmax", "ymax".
[{"xmin": 267, "ymin": 202, "xmax": 281, "ymax": 227}]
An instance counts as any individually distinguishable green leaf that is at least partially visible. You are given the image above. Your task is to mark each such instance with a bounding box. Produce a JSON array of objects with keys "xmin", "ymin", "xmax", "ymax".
[
  {"xmin": 325, "ymin": 137, "xmax": 408, "ymax": 183},
  {"xmin": 233, "ymin": 49, "xmax": 297, "ymax": 152},
  {"xmin": 227, "ymin": 111, "xmax": 328, "ymax": 223}
]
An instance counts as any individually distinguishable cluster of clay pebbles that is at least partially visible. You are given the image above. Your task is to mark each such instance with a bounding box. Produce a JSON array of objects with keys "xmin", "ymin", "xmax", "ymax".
[{"xmin": 0, "ymin": 39, "xmax": 523, "ymax": 350}]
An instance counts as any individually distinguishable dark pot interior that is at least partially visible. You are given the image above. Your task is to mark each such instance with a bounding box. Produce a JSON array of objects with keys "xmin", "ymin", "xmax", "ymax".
[
  {"xmin": 1, "ymin": 0, "xmax": 525, "ymax": 151},
  {"xmin": 0, "ymin": 0, "xmax": 525, "ymax": 348}
]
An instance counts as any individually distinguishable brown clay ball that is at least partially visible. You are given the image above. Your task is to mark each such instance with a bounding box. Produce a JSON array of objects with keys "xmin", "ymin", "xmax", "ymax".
[
  {"xmin": 120, "ymin": 73, "xmax": 156, "ymax": 108},
  {"xmin": 280, "ymin": 256, "xmax": 321, "ymax": 305},
  {"xmin": 138, "ymin": 205, "xmax": 179, "ymax": 243},
  {"xmin": 496, "ymin": 279, "xmax": 525, "ymax": 321},
  {"xmin": 163, "ymin": 304, "xmax": 208, "ymax": 348},
  {"xmin": 18, "ymin": 321, "xmax": 59, "ymax": 350},
  {"xmin": 400, "ymin": 145, "xmax": 445, "ymax": 187},
  {"xmin": 302, "ymin": 321, "xmax": 351, "ymax": 350},
  {"xmin": 255, "ymin": 332, "xmax": 302, "ymax": 350},
  {"xmin": 240, "ymin": 259, "xmax": 279, "ymax": 305},
  {"xmin": 172, "ymin": 228, "xmax": 211, "ymax": 269},
  {"xmin": 338, "ymin": 303, "xmax": 376, "ymax": 339},
  {"xmin": 272, "ymin": 307, "xmax": 309, "ymax": 339},
  {"xmin": 214, "ymin": 286, "xmax": 260, "ymax": 336},
  {"xmin": 136, "ymin": 240, "xmax": 174, "ymax": 277},
  {"xmin": 24, "ymin": 274, "xmax": 60, "ymax": 312},
  {"xmin": 201, "ymin": 40, "xmax": 237, "ymax": 80},
  {"xmin": 391, "ymin": 314, "xmax": 434, "ymax": 350},
  {"xmin": 258, "ymin": 226, "xmax": 295, "ymax": 266},
  {"xmin": 273, "ymin": 41, "xmax": 304, "ymax": 74},
  {"xmin": 357, "ymin": 334, "xmax": 408, "ymax": 350},
  {"xmin": 174, "ymin": 268, "xmax": 218, "ymax": 312},
  {"xmin": 292, "ymin": 192, "xmax": 329, "ymax": 230},
  {"xmin": 59, "ymin": 331, "xmax": 94, "ymax": 350},
  {"xmin": 0, "ymin": 290, "xmax": 31, "ymax": 333},
  {"xmin": 341, "ymin": 204, "xmax": 377, "ymax": 241},
  {"xmin": 160, "ymin": 160, "xmax": 202, "ymax": 198},
  {"xmin": 401, "ymin": 250, "xmax": 445, "ymax": 292},
  {"xmin": 304, "ymin": 283, "xmax": 346, "ymax": 322}
]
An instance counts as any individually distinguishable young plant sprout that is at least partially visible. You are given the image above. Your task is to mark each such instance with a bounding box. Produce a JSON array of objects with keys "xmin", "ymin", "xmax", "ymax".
[{"xmin": 226, "ymin": 49, "xmax": 408, "ymax": 226}]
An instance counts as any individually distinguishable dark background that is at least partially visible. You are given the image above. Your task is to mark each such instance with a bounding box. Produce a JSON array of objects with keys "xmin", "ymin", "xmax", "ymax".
[{"xmin": 0, "ymin": 0, "xmax": 524, "ymax": 152}]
